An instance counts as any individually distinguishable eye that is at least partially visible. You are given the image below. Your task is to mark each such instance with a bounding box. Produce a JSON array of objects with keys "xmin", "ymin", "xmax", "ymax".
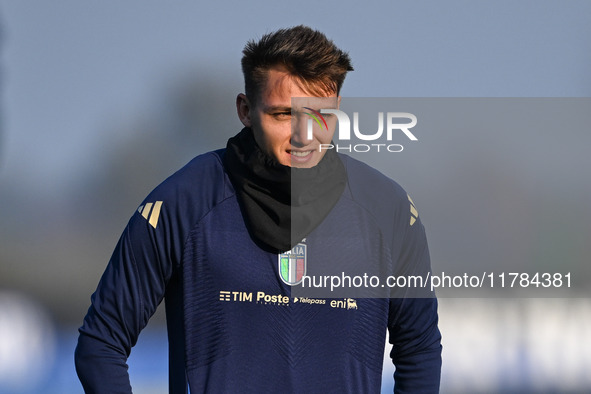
[{"xmin": 272, "ymin": 112, "xmax": 291, "ymax": 119}]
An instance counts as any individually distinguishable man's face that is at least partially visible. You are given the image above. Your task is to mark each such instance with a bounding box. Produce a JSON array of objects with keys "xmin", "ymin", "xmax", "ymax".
[{"xmin": 237, "ymin": 67, "xmax": 339, "ymax": 168}]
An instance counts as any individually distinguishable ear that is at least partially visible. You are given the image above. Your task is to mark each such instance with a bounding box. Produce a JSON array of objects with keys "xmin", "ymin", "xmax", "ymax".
[
  {"xmin": 337, "ymin": 95, "xmax": 341, "ymax": 109},
  {"xmin": 236, "ymin": 93, "xmax": 252, "ymax": 127}
]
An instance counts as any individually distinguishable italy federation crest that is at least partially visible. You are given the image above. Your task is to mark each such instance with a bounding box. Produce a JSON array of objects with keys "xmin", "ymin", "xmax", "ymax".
[{"xmin": 278, "ymin": 241, "xmax": 307, "ymax": 286}]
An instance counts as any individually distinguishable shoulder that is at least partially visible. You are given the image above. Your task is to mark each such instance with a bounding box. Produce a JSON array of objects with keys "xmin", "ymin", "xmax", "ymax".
[
  {"xmin": 153, "ymin": 148, "xmax": 230, "ymax": 194},
  {"xmin": 135, "ymin": 149, "xmax": 234, "ymax": 231},
  {"xmin": 338, "ymin": 154, "xmax": 418, "ymax": 238},
  {"xmin": 339, "ymin": 154, "xmax": 410, "ymax": 211}
]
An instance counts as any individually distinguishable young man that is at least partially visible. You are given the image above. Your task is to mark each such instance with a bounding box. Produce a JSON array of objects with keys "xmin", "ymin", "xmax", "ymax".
[{"xmin": 75, "ymin": 26, "xmax": 441, "ymax": 393}]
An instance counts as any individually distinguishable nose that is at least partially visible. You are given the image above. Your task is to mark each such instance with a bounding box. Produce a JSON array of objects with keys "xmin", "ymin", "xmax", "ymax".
[{"xmin": 290, "ymin": 114, "xmax": 311, "ymax": 147}]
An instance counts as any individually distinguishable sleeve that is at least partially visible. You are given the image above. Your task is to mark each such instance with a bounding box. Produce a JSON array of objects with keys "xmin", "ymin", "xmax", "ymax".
[
  {"xmin": 75, "ymin": 201, "xmax": 175, "ymax": 393},
  {"xmin": 387, "ymin": 196, "xmax": 442, "ymax": 394}
]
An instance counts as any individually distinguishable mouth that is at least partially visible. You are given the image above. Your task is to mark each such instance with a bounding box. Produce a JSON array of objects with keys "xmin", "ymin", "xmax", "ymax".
[
  {"xmin": 290, "ymin": 150, "xmax": 312, "ymax": 157},
  {"xmin": 288, "ymin": 149, "xmax": 314, "ymax": 165}
]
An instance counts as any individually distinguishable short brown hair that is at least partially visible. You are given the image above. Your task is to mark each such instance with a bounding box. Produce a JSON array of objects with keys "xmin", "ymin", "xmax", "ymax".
[{"xmin": 241, "ymin": 25, "xmax": 353, "ymax": 102}]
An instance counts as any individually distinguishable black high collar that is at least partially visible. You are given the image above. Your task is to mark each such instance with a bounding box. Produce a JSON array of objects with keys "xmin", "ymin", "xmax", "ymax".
[{"xmin": 223, "ymin": 127, "xmax": 347, "ymax": 253}]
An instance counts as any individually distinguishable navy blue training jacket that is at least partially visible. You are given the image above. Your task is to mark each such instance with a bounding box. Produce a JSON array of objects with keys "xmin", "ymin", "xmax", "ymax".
[{"xmin": 75, "ymin": 149, "xmax": 442, "ymax": 393}]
